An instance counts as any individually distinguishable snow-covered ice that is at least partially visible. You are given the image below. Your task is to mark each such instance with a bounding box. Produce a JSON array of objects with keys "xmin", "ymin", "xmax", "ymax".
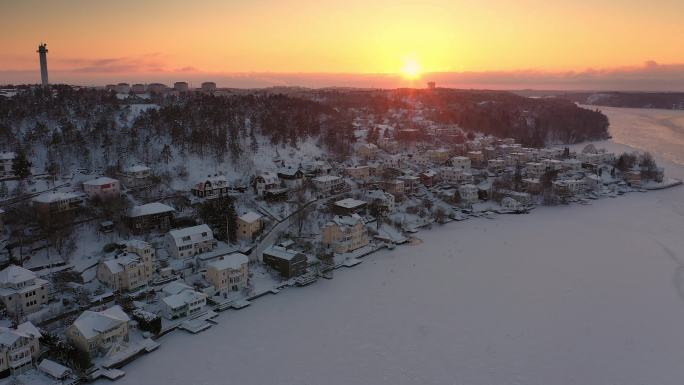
[{"xmin": 107, "ymin": 106, "xmax": 684, "ymax": 385}]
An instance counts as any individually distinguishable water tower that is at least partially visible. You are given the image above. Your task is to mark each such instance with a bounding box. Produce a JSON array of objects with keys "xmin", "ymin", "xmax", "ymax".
[{"xmin": 37, "ymin": 43, "xmax": 49, "ymax": 87}]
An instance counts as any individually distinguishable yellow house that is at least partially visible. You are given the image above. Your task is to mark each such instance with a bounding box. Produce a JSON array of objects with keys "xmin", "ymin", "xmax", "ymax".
[
  {"xmin": 237, "ymin": 212, "xmax": 262, "ymax": 241},
  {"xmin": 66, "ymin": 305, "xmax": 130, "ymax": 357},
  {"xmin": 96, "ymin": 240, "xmax": 155, "ymax": 292},
  {"xmin": 206, "ymin": 253, "xmax": 249, "ymax": 294},
  {"xmin": 321, "ymin": 214, "xmax": 369, "ymax": 253},
  {"xmin": 0, "ymin": 265, "xmax": 51, "ymax": 316}
]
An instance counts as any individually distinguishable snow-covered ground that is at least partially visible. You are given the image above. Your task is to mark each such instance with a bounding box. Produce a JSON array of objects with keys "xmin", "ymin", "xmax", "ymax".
[{"xmin": 107, "ymin": 107, "xmax": 684, "ymax": 385}]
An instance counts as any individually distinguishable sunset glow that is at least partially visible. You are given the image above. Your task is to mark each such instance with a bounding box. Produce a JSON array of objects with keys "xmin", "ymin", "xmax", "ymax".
[{"xmin": 1, "ymin": 0, "xmax": 684, "ymax": 89}]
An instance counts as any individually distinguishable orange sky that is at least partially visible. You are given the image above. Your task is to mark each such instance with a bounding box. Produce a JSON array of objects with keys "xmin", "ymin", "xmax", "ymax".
[{"xmin": 1, "ymin": 0, "xmax": 684, "ymax": 89}]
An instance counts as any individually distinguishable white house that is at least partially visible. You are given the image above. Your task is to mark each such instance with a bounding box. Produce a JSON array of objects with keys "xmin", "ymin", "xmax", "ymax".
[
  {"xmin": 96, "ymin": 240, "xmax": 155, "ymax": 292},
  {"xmin": 253, "ymin": 172, "xmax": 280, "ymax": 196},
  {"xmin": 451, "ymin": 156, "xmax": 471, "ymax": 171},
  {"xmin": 120, "ymin": 164, "xmax": 151, "ymax": 188},
  {"xmin": 166, "ymin": 224, "xmax": 216, "ymax": 259},
  {"xmin": 160, "ymin": 282, "xmax": 206, "ymax": 320},
  {"xmin": 83, "ymin": 177, "xmax": 121, "ymax": 201},
  {"xmin": 66, "ymin": 305, "xmax": 130, "ymax": 357},
  {"xmin": 0, "ymin": 265, "xmax": 51, "ymax": 316},
  {"xmin": 458, "ymin": 184, "xmax": 479, "ymax": 204},
  {"xmin": 206, "ymin": 253, "xmax": 250, "ymax": 295},
  {"xmin": 365, "ymin": 189, "xmax": 395, "ymax": 213},
  {"xmin": 0, "ymin": 322, "xmax": 41, "ymax": 374},
  {"xmin": 321, "ymin": 214, "xmax": 369, "ymax": 253},
  {"xmin": 312, "ymin": 175, "xmax": 345, "ymax": 195},
  {"xmin": 0, "ymin": 152, "xmax": 16, "ymax": 179}
]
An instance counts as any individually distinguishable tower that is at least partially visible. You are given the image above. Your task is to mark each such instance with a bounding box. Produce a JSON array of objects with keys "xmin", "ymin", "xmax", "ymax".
[{"xmin": 37, "ymin": 43, "xmax": 48, "ymax": 87}]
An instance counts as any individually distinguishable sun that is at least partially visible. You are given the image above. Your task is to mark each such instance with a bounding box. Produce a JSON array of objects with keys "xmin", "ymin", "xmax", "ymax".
[{"xmin": 401, "ymin": 58, "xmax": 422, "ymax": 79}]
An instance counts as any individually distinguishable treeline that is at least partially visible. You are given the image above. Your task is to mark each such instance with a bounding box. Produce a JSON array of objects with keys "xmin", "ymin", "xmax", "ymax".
[
  {"xmin": 558, "ymin": 91, "xmax": 684, "ymax": 109},
  {"xmin": 413, "ymin": 89, "xmax": 610, "ymax": 147}
]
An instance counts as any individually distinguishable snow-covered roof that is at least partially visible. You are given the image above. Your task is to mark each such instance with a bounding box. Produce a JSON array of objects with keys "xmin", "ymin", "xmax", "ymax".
[
  {"xmin": 168, "ymin": 224, "xmax": 213, "ymax": 247},
  {"xmin": 38, "ymin": 359, "xmax": 71, "ymax": 379},
  {"xmin": 207, "ymin": 253, "xmax": 249, "ymax": 271},
  {"xmin": 0, "ymin": 152, "xmax": 16, "ymax": 160},
  {"xmin": 312, "ymin": 175, "xmax": 342, "ymax": 183},
  {"xmin": 71, "ymin": 305, "xmax": 130, "ymax": 340},
  {"xmin": 162, "ymin": 281, "xmax": 194, "ymax": 296},
  {"xmin": 127, "ymin": 202, "xmax": 175, "ymax": 217},
  {"xmin": 330, "ymin": 214, "xmax": 363, "ymax": 228},
  {"xmin": 263, "ymin": 245, "xmax": 302, "ymax": 261},
  {"xmin": 0, "ymin": 322, "xmax": 41, "ymax": 347},
  {"xmin": 32, "ymin": 191, "xmax": 81, "ymax": 203},
  {"xmin": 238, "ymin": 212, "xmax": 262, "ymax": 224},
  {"xmin": 162, "ymin": 290, "xmax": 205, "ymax": 309},
  {"xmin": 124, "ymin": 164, "xmax": 150, "ymax": 173},
  {"xmin": 334, "ymin": 198, "xmax": 366, "ymax": 209},
  {"xmin": 83, "ymin": 176, "xmax": 119, "ymax": 186},
  {"xmin": 101, "ymin": 253, "xmax": 140, "ymax": 274},
  {"xmin": 0, "ymin": 265, "xmax": 36, "ymax": 285}
]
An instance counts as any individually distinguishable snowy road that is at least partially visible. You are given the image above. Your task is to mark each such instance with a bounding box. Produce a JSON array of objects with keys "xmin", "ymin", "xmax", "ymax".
[{"xmin": 108, "ymin": 107, "xmax": 684, "ymax": 385}]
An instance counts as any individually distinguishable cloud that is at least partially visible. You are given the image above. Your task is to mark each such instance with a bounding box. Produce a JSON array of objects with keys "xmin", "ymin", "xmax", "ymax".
[{"xmin": 2, "ymin": 59, "xmax": 684, "ymax": 91}]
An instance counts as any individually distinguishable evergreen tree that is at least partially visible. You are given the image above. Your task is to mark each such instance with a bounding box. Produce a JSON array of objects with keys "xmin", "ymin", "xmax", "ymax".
[{"xmin": 11, "ymin": 149, "xmax": 31, "ymax": 180}]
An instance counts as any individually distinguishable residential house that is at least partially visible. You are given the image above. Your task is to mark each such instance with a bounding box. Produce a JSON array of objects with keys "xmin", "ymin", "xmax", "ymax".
[
  {"xmin": 120, "ymin": 164, "xmax": 152, "ymax": 188},
  {"xmin": 364, "ymin": 189, "xmax": 395, "ymax": 213},
  {"xmin": 166, "ymin": 224, "xmax": 216, "ymax": 259},
  {"xmin": 191, "ymin": 175, "xmax": 229, "ymax": 198},
  {"xmin": 381, "ymin": 179, "xmax": 405, "ymax": 199},
  {"xmin": 426, "ymin": 148, "xmax": 450, "ymax": 164},
  {"xmin": 0, "ymin": 265, "xmax": 51, "ymax": 316},
  {"xmin": 344, "ymin": 166, "xmax": 370, "ymax": 181},
  {"xmin": 0, "ymin": 152, "xmax": 15, "ymax": 179},
  {"xmin": 466, "ymin": 151, "xmax": 484, "ymax": 166},
  {"xmin": 32, "ymin": 192, "xmax": 84, "ymax": 218},
  {"xmin": 312, "ymin": 175, "xmax": 345, "ymax": 195},
  {"xmin": 237, "ymin": 212, "xmax": 262, "ymax": 241},
  {"xmin": 624, "ymin": 170, "xmax": 642, "ymax": 187},
  {"xmin": 277, "ymin": 166, "xmax": 305, "ymax": 189},
  {"xmin": 160, "ymin": 284, "xmax": 206, "ymax": 320},
  {"xmin": 358, "ymin": 143, "xmax": 379, "ymax": 159},
  {"xmin": 585, "ymin": 174, "xmax": 602, "ymax": 193},
  {"xmin": 419, "ymin": 170, "xmax": 438, "ymax": 187},
  {"xmin": 66, "ymin": 305, "xmax": 130, "ymax": 357},
  {"xmin": 458, "ymin": 184, "xmax": 479, "ymax": 204},
  {"xmin": 321, "ymin": 214, "xmax": 369, "ymax": 253},
  {"xmin": 451, "ymin": 156, "xmax": 471, "ymax": 171},
  {"xmin": 525, "ymin": 162, "xmax": 546, "ymax": 178},
  {"xmin": 262, "ymin": 245, "xmax": 307, "ymax": 279},
  {"xmin": 254, "ymin": 172, "xmax": 288, "ymax": 200},
  {"xmin": 563, "ymin": 159, "xmax": 583, "ymax": 172},
  {"xmin": 96, "ymin": 240, "xmax": 155, "ymax": 292},
  {"xmin": 397, "ymin": 174, "xmax": 420, "ymax": 194},
  {"xmin": 522, "ymin": 178, "xmax": 543, "ymax": 194},
  {"xmin": 125, "ymin": 202, "xmax": 175, "ymax": 234},
  {"xmin": 83, "ymin": 177, "xmax": 121, "ymax": 201},
  {"xmin": 206, "ymin": 253, "xmax": 249, "ymax": 294},
  {"xmin": 377, "ymin": 138, "xmax": 399, "ymax": 153},
  {"xmin": 488, "ymin": 159, "xmax": 506, "ymax": 174},
  {"xmin": 0, "ymin": 322, "xmax": 41, "ymax": 375}
]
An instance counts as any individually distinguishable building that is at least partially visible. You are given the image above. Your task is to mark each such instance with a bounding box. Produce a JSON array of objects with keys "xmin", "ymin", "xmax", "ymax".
[
  {"xmin": 333, "ymin": 198, "xmax": 367, "ymax": 216},
  {"xmin": 466, "ymin": 151, "xmax": 484, "ymax": 166},
  {"xmin": 625, "ymin": 170, "xmax": 642, "ymax": 187},
  {"xmin": 522, "ymin": 178, "xmax": 543, "ymax": 194},
  {"xmin": 0, "ymin": 152, "xmax": 15, "ymax": 178},
  {"xmin": 206, "ymin": 253, "xmax": 249, "ymax": 294},
  {"xmin": 201, "ymin": 82, "xmax": 217, "ymax": 92},
  {"xmin": 321, "ymin": 214, "xmax": 369, "ymax": 254},
  {"xmin": 32, "ymin": 192, "xmax": 84, "ymax": 217},
  {"xmin": 365, "ymin": 189, "xmax": 395, "ymax": 213},
  {"xmin": 0, "ymin": 265, "xmax": 51, "ymax": 316},
  {"xmin": 160, "ymin": 286, "xmax": 206, "ymax": 320},
  {"xmin": 120, "ymin": 164, "xmax": 152, "ymax": 188},
  {"xmin": 37, "ymin": 359, "xmax": 72, "ymax": 380},
  {"xmin": 253, "ymin": 171, "xmax": 282, "ymax": 197},
  {"xmin": 166, "ymin": 224, "xmax": 216, "ymax": 259},
  {"xmin": 174, "ymin": 81, "xmax": 189, "ymax": 92},
  {"xmin": 96, "ymin": 240, "xmax": 155, "ymax": 292},
  {"xmin": 0, "ymin": 322, "xmax": 41, "ymax": 375},
  {"xmin": 114, "ymin": 83, "xmax": 130, "ymax": 94},
  {"xmin": 439, "ymin": 167, "xmax": 466, "ymax": 185},
  {"xmin": 381, "ymin": 179, "xmax": 406, "ymax": 198},
  {"xmin": 277, "ymin": 166, "xmax": 305, "ymax": 189},
  {"xmin": 488, "ymin": 159, "xmax": 506, "ymax": 174},
  {"xmin": 358, "ymin": 143, "xmax": 379, "ymax": 159},
  {"xmin": 66, "ymin": 305, "xmax": 130, "ymax": 357},
  {"xmin": 419, "ymin": 170, "xmax": 438, "ymax": 187},
  {"xmin": 458, "ymin": 184, "xmax": 479, "ymax": 204},
  {"xmin": 377, "ymin": 138, "xmax": 399, "ymax": 153},
  {"xmin": 37, "ymin": 44, "xmax": 48, "ymax": 87},
  {"xmin": 146, "ymin": 83, "xmax": 167, "ymax": 93},
  {"xmin": 262, "ymin": 245, "xmax": 307, "ymax": 279},
  {"xmin": 237, "ymin": 211, "xmax": 262, "ymax": 241},
  {"xmin": 83, "ymin": 177, "xmax": 121, "ymax": 201},
  {"xmin": 131, "ymin": 84, "xmax": 146, "ymax": 94},
  {"xmin": 344, "ymin": 165, "xmax": 370, "ymax": 181},
  {"xmin": 191, "ymin": 175, "xmax": 229, "ymax": 198},
  {"xmin": 426, "ymin": 148, "xmax": 451, "ymax": 164},
  {"xmin": 525, "ymin": 162, "xmax": 546, "ymax": 178},
  {"xmin": 312, "ymin": 175, "xmax": 345, "ymax": 195},
  {"xmin": 451, "ymin": 156, "xmax": 471, "ymax": 171},
  {"xmin": 125, "ymin": 202, "xmax": 175, "ymax": 234}
]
